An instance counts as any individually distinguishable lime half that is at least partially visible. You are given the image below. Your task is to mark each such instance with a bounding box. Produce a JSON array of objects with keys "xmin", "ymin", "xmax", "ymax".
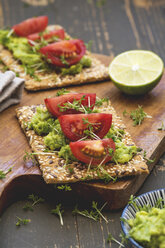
[{"xmin": 109, "ymin": 50, "xmax": 164, "ymax": 95}]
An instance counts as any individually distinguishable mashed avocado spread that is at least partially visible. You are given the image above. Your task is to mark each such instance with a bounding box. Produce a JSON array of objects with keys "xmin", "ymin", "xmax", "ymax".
[
  {"xmin": 128, "ymin": 207, "xmax": 165, "ymax": 248},
  {"xmin": 0, "ymin": 30, "xmax": 92, "ymax": 78},
  {"xmin": 28, "ymin": 107, "xmax": 137, "ymax": 164}
]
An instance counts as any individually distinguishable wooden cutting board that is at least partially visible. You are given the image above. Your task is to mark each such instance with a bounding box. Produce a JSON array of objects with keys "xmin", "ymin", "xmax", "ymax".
[{"xmin": 0, "ymin": 54, "xmax": 165, "ymax": 213}]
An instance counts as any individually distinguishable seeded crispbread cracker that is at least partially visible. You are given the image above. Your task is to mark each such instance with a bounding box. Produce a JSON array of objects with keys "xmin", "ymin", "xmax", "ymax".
[
  {"xmin": 0, "ymin": 25, "xmax": 109, "ymax": 91},
  {"xmin": 16, "ymin": 102, "xmax": 149, "ymax": 184}
]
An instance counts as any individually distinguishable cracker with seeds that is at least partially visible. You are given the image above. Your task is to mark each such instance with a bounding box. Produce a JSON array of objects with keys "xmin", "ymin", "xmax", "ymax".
[
  {"xmin": 0, "ymin": 25, "xmax": 109, "ymax": 91},
  {"xmin": 16, "ymin": 101, "xmax": 149, "ymax": 184}
]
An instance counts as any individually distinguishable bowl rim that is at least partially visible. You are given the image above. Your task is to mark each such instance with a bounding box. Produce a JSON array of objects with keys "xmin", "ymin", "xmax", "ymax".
[{"xmin": 121, "ymin": 188, "xmax": 165, "ymax": 248}]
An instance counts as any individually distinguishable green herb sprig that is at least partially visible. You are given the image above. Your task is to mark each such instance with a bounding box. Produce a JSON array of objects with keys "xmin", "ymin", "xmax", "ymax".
[
  {"xmin": 127, "ymin": 194, "xmax": 165, "ymax": 213},
  {"xmin": 23, "ymin": 194, "xmax": 45, "ymax": 212},
  {"xmin": 96, "ymin": 165, "xmax": 117, "ymax": 184},
  {"xmin": 158, "ymin": 121, "xmax": 165, "ymax": 131},
  {"xmin": 16, "ymin": 217, "xmax": 31, "ymax": 227},
  {"xmin": 0, "ymin": 167, "xmax": 12, "ymax": 179},
  {"xmin": 58, "ymin": 96, "xmax": 94, "ymax": 114},
  {"xmin": 56, "ymin": 88, "xmax": 70, "ymax": 96},
  {"xmin": 107, "ymin": 232, "xmax": 125, "ymax": 247},
  {"xmin": 56, "ymin": 184, "xmax": 72, "ymax": 191},
  {"xmin": 51, "ymin": 204, "xmax": 64, "ymax": 226},
  {"xmin": 85, "ymin": 40, "xmax": 93, "ymax": 52},
  {"xmin": 143, "ymin": 150, "xmax": 154, "ymax": 164},
  {"xmin": 60, "ymin": 55, "xmax": 69, "ymax": 66},
  {"xmin": 123, "ymin": 106, "xmax": 151, "ymax": 126},
  {"xmin": 82, "ymin": 118, "xmax": 101, "ymax": 140},
  {"xmin": 72, "ymin": 201, "xmax": 108, "ymax": 222},
  {"xmin": 28, "ymin": 194, "xmax": 45, "ymax": 206},
  {"xmin": 95, "ymin": 97, "xmax": 109, "ymax": 107}
]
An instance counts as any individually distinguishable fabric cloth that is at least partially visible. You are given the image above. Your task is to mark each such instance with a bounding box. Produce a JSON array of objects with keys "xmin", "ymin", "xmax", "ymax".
[{"xmin": 0, "ymin": 71, "xmax": 24, "ymax": 112}]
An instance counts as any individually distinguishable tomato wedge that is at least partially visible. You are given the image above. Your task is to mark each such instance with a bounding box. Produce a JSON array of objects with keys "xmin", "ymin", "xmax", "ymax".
[
  {"xmin": 28, "ymin": 28, "xmax": 65, "ymax": 45},
  {"xmin": 45, "ymin": 93, "xmax": 96, "ymax": 117},
  {"xmin": 59, "ymin": 113, "xmax": 112, "ymax": 141},
  {"xmin": 12, "ymin": 16, "xmax": 48, "ymax": 37},
  {"xmin": 40, "ymin": 39, "xmax": 86, "ymax": 67},
  {"xmin": 70, "ymin": 138, "xmax": 115, "ymax": 165}
]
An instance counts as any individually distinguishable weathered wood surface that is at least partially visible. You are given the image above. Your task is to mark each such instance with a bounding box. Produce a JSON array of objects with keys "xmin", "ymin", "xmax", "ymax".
[
  {"xmin": 0, "ymin": 53, "xmax": 165, "ymax": 212},
  {"xmin": 0, "ymin": 0, "xmax": 165, "ymax": 248}
]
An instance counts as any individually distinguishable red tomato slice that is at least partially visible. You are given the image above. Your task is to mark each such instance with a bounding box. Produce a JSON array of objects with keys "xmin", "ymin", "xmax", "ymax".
[
  {"xmin": 59, "ymin": 113, "xmax": 112, "ymax": 141},
  {"xmin": 44, "ymin": 93, "xmax": 96, "ymax": 117},
  {"xmin": 28, "ymin": 28, "xmax": 65, "ymax": 45},
  {"xmin": 40, "ymin": 39, "xmax": 86, "ymax": 67},
  {"xmin": 70, "ymin": 138, "xmax": 115, "ymax": 165},
  {"xmin": 12, "ymin": 16, "xmax": 48, "ymax": 37}
]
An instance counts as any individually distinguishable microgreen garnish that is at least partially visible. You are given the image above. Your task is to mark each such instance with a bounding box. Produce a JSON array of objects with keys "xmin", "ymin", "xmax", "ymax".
[
  {"xmin": 85, "ymin": 40, "xmax": 93, "ymax": 52},
  {"xmin": 82, "ymin": 118, "xmax": 101, "ymax": 140},
  {"xmin": 23, "ymin": 151, "xmax": 37, "ymax": 166},
  {"xmin": 60, "ymin": 55, "xmax": 69, "ymax": 66},
  {"xmin": 16, "ymin": 217, "xmax": 31, "ymax": 227},
  {"xmin": 56, "ymin": 88, "xmax": 70, "ymax": 96},
  {"xmin": 7, "ymin": 29, "xmax": 14, "ymax": 38},
  {"xmin": 96, "ymin": 165, "xmax": 117, "ymax": 183},
  {"xmin": 23, "ymin": 194, "xmax": 44, "ymax": 212},
  {"xmin": 107, "ymin": 232, "xmax": 125, "ymax": 247},
  {"xmin": 23, "ymin": 151, "xmax": 56, "ymax": 166},
  {"xmin": 127, "ymin": 194, "xmax": 165, "ymax": 213},
  {"xmin": 22, "ymin": 64, "xmax": 42, "ymax": 81},
  {"xmin": 58, "ymin": 96, "xmax": 94, "ymax": 114},
  {"xmin": 51, "ymin": 204, "xmax": 64, "ymax": 226},
  {"xmin": 56, "ymin": 184, "xmax": 72, "ymax": 191},
  {"xmin": 73, "ymin": 205, "xmax": 98, "ymax": 221},
  {"xmin": 23, "ymin": 202, "xmax": 34, "ymax": 212},
  {"xmin": 119, "ymin": 231, "xmax": 128, "ymax": 246},
  {"xmin": 72, "ymin": 201, "xmax": 108, "ymax": 222},
  {"xmin": 123, "ymin": 106, "xmax": 151, "ymax": 126},
  {"xmin": 58, "ymin": 96, "xmax": 85, "ymax": 112},
  {"xmin": 137, "ymin": 147, "xmax": 143, "ymax": 152},
  {"xmin": 128, "ymin": 195, "xmax": 139, "ymax": 211},
  {"xmin": 143, "ymin": 150, "xmax": 154, "ymax": 164},
  {"xmin": 92, "ymin": 201, "xmax": 108, "ymax": 223},
  {"xmin": 95, "ymin": 97, "xmax": 109, "ymax": 107},
  {"xmin": 31, "ymin": 37, "xmax": 48, "ymax": 52},
  {"xmin": 0, "ymin": 167, "xmax": 12, "ymax": 179},
  {"xmin": 28, "ymin": 194, "xmax": 45, "ymax": 206},
  {"xmin": 130, "ymin": 106, "xmax": 151, "ymax": 125},
  {"xmin": 108, "ymin": 148, "xmax": 114, "ymax": 156},
  {"xmin": 122, "ymin": 109, "xmax": 128, "ymax": 117},
  {"xmin": 158, "ymin": 121, "xmax": 165, "ymax": 131}
]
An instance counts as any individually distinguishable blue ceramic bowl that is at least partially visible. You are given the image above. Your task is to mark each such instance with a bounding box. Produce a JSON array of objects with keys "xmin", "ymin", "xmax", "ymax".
[{"xmin": 121, "ymin": 188, "xmax": 165, "ymax": 248}]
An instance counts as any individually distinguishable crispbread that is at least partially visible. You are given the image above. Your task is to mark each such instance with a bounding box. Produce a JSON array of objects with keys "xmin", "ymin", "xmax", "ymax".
[
  {"xmin": 16, "ymin": 102, "xmax": 149, "ymax": 184},
  {"xmin": 0, "ymin": 25, "xmax": 109, "ymax": 91}
]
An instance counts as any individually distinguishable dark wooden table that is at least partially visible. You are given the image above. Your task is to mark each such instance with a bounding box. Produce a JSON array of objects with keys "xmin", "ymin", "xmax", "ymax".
[{"xmin": 0, "ymin": 0, "xmax": 165, "ymax": 247}]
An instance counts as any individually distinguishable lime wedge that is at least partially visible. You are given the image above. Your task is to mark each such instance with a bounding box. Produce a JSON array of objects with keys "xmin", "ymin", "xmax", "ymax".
[{"xmin": 109, "ymin": 50, "xmax": 164, "ymax": 95}]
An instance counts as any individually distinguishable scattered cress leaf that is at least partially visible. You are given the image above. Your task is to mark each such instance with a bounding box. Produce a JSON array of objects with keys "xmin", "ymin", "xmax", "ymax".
[
  {"xmin": 72, "ymin": 201, "xmax": 108, "ymax": 222},
  {"xmin": 16, "ymin": 217, "xmax": 31, "ymax": 227},
  {"xmin": 0, "ymin": 167, "xmax": 12, "ymax": 179},
  {"xmin": 107, "ymin": 232, "xmax": 125, "ymax": 247},
  {"xmin": 157, "ymin": 121, "xmax": 165, "ymax": 131},
  {"xmin": 123, "ymin": 106, "xmax": 151, "ymax": 126},
  {"xmin": 28, "ymin": 194, "xmax": 45, "ymax": 206},
  {"xmin": 57, "ymin": 184, "xmax": 72, "ymax": 191},
  {"xmin": 143, "ymin": 150, "xmax": 155, "ymax": 164},
  {"xmin": 95, "ymin": 97, "xmax": 109, "ymax": 107},
  {"xmin": 56, "ymin": 88, "xmax": 70, "ymax": 96},
  {"xmin": 51, "ymin": 204, "xmax": 64, "ymax": 226}
]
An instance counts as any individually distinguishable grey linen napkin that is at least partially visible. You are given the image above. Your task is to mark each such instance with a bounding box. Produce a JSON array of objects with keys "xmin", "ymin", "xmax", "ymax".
[{"xmin": 0, "ymin": 71, "xmax": 24, "ymax": 112}]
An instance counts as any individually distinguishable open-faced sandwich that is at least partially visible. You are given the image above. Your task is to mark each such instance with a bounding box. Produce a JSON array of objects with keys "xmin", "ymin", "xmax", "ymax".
[
  {"xmin": 16, "ymin": 89, "xmax": 149, "ymax": 184},
  {"xmin": 0, "ymin": 16, "xmax": 109, "ymax": 91}
]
